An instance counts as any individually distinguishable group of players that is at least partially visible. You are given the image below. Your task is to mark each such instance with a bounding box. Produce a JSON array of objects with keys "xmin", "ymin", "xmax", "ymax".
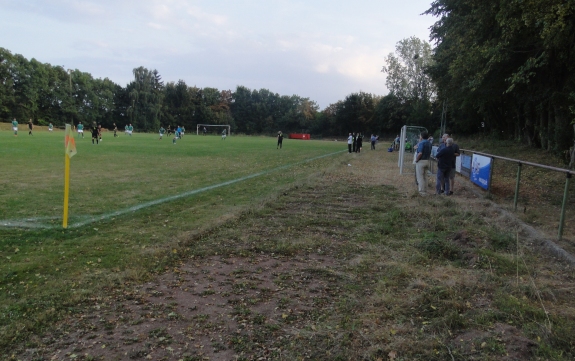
[
  {"xmin": 158, "ymin": 125, "xmax": 187, "ymax": 144},
  {"xmin": 10, "ymin": 120, "xmax": 236, "ymax": 147},
  {"xmin": 74, "ymin": 122, "xmax": 129, "ymax": 144},
  {"xmin": 10, "ymin": 118, "xmax": 54, "ymax": 136}
]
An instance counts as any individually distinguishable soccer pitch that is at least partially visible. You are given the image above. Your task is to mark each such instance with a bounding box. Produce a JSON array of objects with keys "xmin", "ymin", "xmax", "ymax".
[
  {"xmin": 0, "ymin": 130, "xmax": 345, "ymax": 229},
  {"xmin": 0, "ymin": 129, "xmax": 350, "ymax": 350}
]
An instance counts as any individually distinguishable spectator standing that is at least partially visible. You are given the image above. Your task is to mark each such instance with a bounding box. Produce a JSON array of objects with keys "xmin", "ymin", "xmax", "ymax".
[
  {"xmin": 356, "ymin": 133, "xmax": 363, "ymax": 153},
  {"xmin": 435, "ymin": 138, "xmax": 455, "ymax": 195},
  {"xmin": 415, "ymin": 132, "xmax": 432, "ymax": 196},
  {"xmin": 436, "ymin": 134, "xmax": 448, "ymax": 192},
  {"xmin": 347, "ymin": 133, "xmax": 353, "ymax": 153},
  {"xmin": 352, "ymin": 133, "xmax": 357, "ymax": 152},
  {"xmin": 394, "ymin": 135, "xmax": 400, "ymax": 150},
  {"xmin": 449, "ymin": 137, "xmax": 460, "ymax": 194}
]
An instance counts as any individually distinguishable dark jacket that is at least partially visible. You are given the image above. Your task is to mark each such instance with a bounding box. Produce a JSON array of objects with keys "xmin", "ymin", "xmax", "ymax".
[{"xmin": 436, "ymin": 145, "xmax": 455, "ymax": 170}]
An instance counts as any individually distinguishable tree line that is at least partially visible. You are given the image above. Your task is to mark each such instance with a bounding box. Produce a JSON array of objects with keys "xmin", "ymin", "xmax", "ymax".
[
  {"xmin": 0, "ymin": 47, "xmax": 443, "ymax": 137},
  {"xmin": 425, "ymin": 0, "xmax": 575, "ymax": 154}
]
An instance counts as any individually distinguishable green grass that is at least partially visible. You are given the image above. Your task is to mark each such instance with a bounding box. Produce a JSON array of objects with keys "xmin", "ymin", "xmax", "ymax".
[
  {"xmin": 3, "ymin": 130, "xmax": 575, "ymax": 360},
  {"xmin": 0, "ymin": 130, "xmax": 345, "ymax": 351},
  {"xmin": 0, "ymin": 131, "xmax": 343, "ymax": 224}
]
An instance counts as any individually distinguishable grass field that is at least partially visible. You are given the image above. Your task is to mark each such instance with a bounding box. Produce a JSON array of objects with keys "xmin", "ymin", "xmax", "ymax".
[
  {"xmin": 2, "ymin": 128, "xmax": 575, "ymax": 361},
  {"xmin": 0, "ymin": 129, "xmax": 343, "ymax": 228},
  {"xmin": 0, "ymin": 129, "xmax": 345, "ymax": 354}
]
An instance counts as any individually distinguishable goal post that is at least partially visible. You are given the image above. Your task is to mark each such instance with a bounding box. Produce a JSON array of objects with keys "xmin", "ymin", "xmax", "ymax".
[
  {"xmin": 196, "ymin": 124, "xmax": 231, "ymax": 136},
  {"xmin": 398, "ymin": 125, "xmax": 428, "ymax": 175}
]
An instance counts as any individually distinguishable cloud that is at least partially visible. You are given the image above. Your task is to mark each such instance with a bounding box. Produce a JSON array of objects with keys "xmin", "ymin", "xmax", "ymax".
[
  {"xmin": 0, "ymin": 0, "xmax": 434, "ymax": 108},
  {"xmin": 147, "ymin": 22, "xmax": 164, "ymax": 30},
  {"xmin": 186, "ymin": 6, "xmax": 227, "ymax": 25}
]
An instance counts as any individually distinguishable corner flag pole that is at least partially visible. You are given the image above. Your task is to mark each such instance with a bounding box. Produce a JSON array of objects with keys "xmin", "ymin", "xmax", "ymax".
[
  {"xmin": 63, "ymin": 124, "xmax": 77, "ymax": 228},
  {"xmin": 63, "ymin": 154, "xmax": 71, "ymax": 228}
]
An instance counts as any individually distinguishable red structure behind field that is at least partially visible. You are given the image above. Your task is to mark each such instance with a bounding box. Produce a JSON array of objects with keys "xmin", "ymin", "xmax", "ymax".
[{"xmin": 288, "ymin": 133, "xmax": 310, "ymax": 140}]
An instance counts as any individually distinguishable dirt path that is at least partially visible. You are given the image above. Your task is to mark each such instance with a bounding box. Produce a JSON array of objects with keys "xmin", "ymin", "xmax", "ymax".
[{"xmin": 13, "ymin": 148, "xmax": 575, "ymax": 361}]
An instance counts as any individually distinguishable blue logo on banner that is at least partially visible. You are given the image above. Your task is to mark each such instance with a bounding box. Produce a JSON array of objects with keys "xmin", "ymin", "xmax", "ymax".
[{"xmin": 471, "ymin": 154, "xmax": 491, "ymax": 190}]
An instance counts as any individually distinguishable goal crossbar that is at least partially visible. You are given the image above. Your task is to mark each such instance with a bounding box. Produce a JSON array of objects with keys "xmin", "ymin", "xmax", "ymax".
[{"xmin": 197, "ymin": 124, "xmax": 231, "ymax": 136}]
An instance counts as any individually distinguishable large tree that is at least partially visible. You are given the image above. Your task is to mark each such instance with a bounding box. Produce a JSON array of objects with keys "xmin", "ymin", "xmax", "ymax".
[
  {"xmin": 426, "ymin": 0, "xmax": 575, "ymax": 153},
  {"xmin": 126, "ymin": 67, "xmax": 164, "ymax": 131},
  {"xmin": 382, "ymin": 37, "xmax": 436, "ymax": 130}
]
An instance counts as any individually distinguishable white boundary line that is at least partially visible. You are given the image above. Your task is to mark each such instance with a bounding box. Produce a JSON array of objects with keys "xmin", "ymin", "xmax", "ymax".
[{"xmin": 0, "ymin": 150, "xmax": 346, "ymax": 230}]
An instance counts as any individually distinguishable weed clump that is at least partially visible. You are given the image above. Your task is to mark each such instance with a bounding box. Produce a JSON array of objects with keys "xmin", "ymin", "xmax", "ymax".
[{"xmin": 417, "ymin": 238, "xmax": 461, "ymax": 261}]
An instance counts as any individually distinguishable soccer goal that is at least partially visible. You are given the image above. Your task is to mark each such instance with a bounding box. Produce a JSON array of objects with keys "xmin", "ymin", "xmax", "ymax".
[
  {"xmin": 197, "ymin": 124, "xmax": 231, "ymax": 136},
  {"xmin": 398, "ymin": 125, "xmax": 428, "ymax": 175}
]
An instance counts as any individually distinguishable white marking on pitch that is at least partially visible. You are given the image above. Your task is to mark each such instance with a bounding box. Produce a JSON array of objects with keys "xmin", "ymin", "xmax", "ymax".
[{"xmin": 0, "ymin": 151, "xmax": 345, "ymax": 230}]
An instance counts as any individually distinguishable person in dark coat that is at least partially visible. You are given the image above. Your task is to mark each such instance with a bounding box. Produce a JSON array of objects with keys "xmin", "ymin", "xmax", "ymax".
[
  {"xmin": 435, "ymin": 138, "xmax": 455, "ymax": 195},
  {"xmin": 356, "ymin": 133, "xmax": 363, "ymax": 153}
]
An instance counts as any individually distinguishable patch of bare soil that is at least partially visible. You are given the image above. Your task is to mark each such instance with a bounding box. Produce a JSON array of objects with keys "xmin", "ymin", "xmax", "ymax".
[
  {"xmin": 11, "ymin": 146, "xmax": 575, "ymax": 361},
  {"xmin": 450, "ymin": 323, "xmax": 537, "ymax": 361},
  {"xmin": 20, "ymin": 254, "xmax": 344, "ymax": 361}
]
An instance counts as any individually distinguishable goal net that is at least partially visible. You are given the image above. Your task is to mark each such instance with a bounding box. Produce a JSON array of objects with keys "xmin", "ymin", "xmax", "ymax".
[
  {"xmin": 398, "ymin": 125, "xmax": 428, "ymax": 175},
  {"xmin": 196, "ymin": 124, "xmax": 231, "ymax": 136}
]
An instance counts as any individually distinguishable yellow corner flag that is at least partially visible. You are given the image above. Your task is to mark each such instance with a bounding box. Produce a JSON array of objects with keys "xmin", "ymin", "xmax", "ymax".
[
  {"xmin": 65, "ymin": 124, "xmax": 77, "ymax": 158},
  {"xmin": 63, "ymin": 124, "xmax": 76, "ymax": 228}
]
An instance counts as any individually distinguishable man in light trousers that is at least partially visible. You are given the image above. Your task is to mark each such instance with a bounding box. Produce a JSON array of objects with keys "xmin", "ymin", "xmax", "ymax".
[{"xmin": 415, "ymin": 131, "xmax": 432, "ymax": 196}]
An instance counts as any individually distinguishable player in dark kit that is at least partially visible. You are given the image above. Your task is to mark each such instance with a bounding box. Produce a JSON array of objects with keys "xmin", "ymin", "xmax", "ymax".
[
  {"xmin": 91, "ymin": 126, "xmax": 100, "ymax": 144},
  {"xmin": 277, "ymin": 131, "xmax": 283, "ymax": 149}
]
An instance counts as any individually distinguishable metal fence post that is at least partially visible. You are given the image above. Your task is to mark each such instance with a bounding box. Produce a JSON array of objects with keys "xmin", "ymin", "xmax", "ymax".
[
  {"xmin": 514, "ymin": 163, "xmax": 522, "ymax": 211},
  {"xmin": 487, "ymin": 157, "xmax": 495, "ymax": 196},
  {"xmin": 558, "ymin": 173, "xmax": 571, "ymax": 241}
]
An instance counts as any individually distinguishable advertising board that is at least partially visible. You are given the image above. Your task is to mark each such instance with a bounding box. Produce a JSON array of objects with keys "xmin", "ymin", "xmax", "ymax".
[
  {"xmin": 471, "ymin": 154, "xmax": 492, "ymax": 190},
  {"xmin": 460, "ymin": 154, "xmax": 472, "ymax": 178}
]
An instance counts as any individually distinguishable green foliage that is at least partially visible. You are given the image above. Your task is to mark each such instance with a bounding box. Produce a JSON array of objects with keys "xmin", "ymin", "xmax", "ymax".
[
  {"xmin": 230, "ymin": 86, "xmax": 319, "ymax": 135},
  {"xmin": 1, "ymin": 47, "xmax": 403, "ymax": 137},
  {"xmin": 426, "ymin": 0, "xmax": 575, "ymax": 152}
]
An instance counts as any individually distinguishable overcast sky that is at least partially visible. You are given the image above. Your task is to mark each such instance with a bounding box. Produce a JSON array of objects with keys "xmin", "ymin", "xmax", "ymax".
[{"xmin": 1, "ymin": 0, "xmax": 436, "ymax": 108}]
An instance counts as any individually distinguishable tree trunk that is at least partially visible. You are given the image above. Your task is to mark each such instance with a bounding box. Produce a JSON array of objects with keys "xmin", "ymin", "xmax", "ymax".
[
  {"xmin": 570, "ymin": 124, "xmax": 575, "ymax": 169},
  {"xmin": 515, "ymin": 106, "xmax": 521, "ymax": 141},
  {"xmin": 547, "ymin": 105, "xmax": 554, "ymax": 152},
  {"xmin": 553, "ymin": 103, "xmax": 571, "ymax": 155},
  {"xmin": 524, "ymin": 102, "xmax": 533, "ymax": 147},
  {"xmin": 538, "ymin": 101, "xmax": 547, "ymax": 150}
]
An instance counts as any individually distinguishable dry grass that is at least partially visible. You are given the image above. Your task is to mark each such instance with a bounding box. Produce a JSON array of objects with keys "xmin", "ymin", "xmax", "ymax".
[{"xmin": 8, "ymin": 145, "xmax": 575, "ymax": 361}]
